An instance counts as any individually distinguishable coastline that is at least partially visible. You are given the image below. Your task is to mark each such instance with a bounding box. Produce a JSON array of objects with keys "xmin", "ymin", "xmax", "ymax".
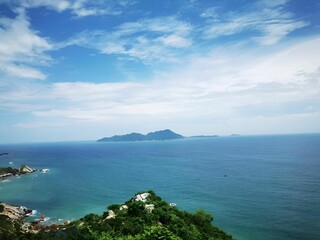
[
  {"xmin": 0, "ymin": 202, "xmax": 69, "ymax": 235},
  {"xmin": 0, "ymin": 165, "xmax": 48, "ymax": 181},
  {"xmin": 0, "ymin": 203, "xmax": 32, "ymax": 220},
  {"xmin": 0, "ymin": 191, "xmax": 234, "ymax": 239},
  {"xmin": 1, "ymin": 135, "xmax": 319, "ymax": 239}
]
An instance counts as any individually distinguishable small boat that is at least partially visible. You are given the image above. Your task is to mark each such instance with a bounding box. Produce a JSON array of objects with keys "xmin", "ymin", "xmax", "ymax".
[{"xmin": 40, "ymin": 213, "xmax": 45, "ymax": 221}]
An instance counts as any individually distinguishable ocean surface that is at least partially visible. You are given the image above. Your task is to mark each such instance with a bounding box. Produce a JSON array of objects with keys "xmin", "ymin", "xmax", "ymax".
[{"xmin": 0, "ymin": 134, "xmax": 319, "ymax": 240}]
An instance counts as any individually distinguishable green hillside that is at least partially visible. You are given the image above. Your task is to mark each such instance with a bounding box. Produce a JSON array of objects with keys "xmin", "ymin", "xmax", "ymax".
[{"xmin": 1, "ymin": 191, "xmax": 233, "ymax": 240}]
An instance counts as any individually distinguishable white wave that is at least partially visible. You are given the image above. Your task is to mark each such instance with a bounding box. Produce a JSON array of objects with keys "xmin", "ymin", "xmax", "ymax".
[
  {"xmin": 9, "ymin": 162, "xmax": 13, "ymax": 164},
  {"xmin": 42, "ymin": 169, "xmax": 49, "ymax": 173},
  {"xmin": 2, "ymin": 179, "xmax": 11, "ymax": 183},
  {"xmin": 36, "ymin": 216, "xmax": 50, "ymax": 222},
  {"xmin": 32, "ymin": 210, "xmax": 38, "ymax": 216}
]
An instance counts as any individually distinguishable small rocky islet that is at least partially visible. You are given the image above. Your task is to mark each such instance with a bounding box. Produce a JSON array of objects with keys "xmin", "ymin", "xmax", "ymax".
[{"xmin": 0, "ymin": 164, "xmax": 43, "ymax": 180}]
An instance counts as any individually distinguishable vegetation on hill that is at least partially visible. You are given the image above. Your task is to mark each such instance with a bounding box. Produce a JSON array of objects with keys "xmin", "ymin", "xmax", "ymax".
[
  {"xmin": 0, "ymin": 165, "xmax": 35, "ymax": 178},
  {"xmin": 0, "ymin": 203, "xmax": 22, "ymax": 240},
  {"xmin": 98, "ymin": 133, "xmax": 146, "ymax": 142},
  {"xmin": 1, "ymin": 191, "xmax": 233, "ymax": 240},
  {"xmin": 145, "ymin": 129, "xmax": 184, "ymax": 140},
  {"xmin": 97, "ymin": 129, "xmax": 184, "ymax": 142},
  {"xmin": 0, "ymin": 167, "xmax": 19, "ymax": 175}
]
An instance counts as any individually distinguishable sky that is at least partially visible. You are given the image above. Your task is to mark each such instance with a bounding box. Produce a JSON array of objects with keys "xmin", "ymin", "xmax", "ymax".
[{"xmin": 0, "ymin": 0, "xmax": 319, "ymax": 143}]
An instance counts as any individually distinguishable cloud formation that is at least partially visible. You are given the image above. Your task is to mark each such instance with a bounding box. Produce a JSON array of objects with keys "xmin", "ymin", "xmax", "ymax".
[
  {"xmin": 0, "ymin": 9, "xmax": 52, "ymax": 79},
  {"xmin": 2, "ymin": 0, "xmax": 127, "ymax": 17},
  {"xmin": 63, "ymin": 16, "xmax": 193, "ymax": 62},
  {"xmin": 201, "ymin": 0, "xmax": 308, "ymax": 45},
  {"xmin": 0, "ymin": 0, "xmax": 318, "ymax": 142},
  {"xmin": 1, "ymin": 37, "xmax": 319, "ymax": 136}
]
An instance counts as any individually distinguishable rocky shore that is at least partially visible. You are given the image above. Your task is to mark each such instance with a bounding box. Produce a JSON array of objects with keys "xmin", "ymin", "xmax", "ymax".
[
  {"xmin": 0, "ymin": 191, "xmax": 234, "ymax": 239},
  {"xmin": 0, "ymin": 202, "xmax": 33, "ymax": 236},
  {"xmin": 0, "ymin": 203, "xmax": 32, "ymax": 221},
  {"xmin": 0, "ymin": 202, "xmax": 69, "ymax": 236},
  {"xmin": 0, "ymin": 165, "xmax": 42, "ymax": 180}
]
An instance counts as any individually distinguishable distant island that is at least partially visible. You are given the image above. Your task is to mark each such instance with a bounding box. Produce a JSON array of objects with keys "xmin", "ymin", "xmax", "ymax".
[
  {"xmin": 189, "ymin": 135, "xmax": 219, "ymax": 138},
  {"xmin": 97, "ymin": 129, "xmax": 184, "ymax": 142}
]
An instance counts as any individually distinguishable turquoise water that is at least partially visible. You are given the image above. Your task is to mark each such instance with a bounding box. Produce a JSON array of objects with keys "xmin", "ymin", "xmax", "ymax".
[{"xmin": 0, "ymin": 134, "xmax": 319, "ymax": 240}]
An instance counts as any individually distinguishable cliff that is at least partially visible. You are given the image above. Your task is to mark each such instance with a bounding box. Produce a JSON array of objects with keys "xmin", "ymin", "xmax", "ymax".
[{"xmin": 0, "ymin": 203, "xmax": 32, "ymax": 237}]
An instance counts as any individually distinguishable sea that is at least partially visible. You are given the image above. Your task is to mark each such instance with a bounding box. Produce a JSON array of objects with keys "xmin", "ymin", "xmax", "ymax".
[{"xmin": 0, "ymin": 134, "xmax": 319, "ymax": 240}]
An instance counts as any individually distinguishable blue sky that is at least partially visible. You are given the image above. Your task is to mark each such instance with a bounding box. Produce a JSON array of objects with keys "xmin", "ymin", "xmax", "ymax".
[{"xmin": 0, "ymin": 0, "xmax": 319, "ymax": 143}]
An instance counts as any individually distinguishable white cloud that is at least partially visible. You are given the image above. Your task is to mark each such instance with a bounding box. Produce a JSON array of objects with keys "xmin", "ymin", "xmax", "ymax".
[
  {"xmin": 156, "ymin": 34, "xmax": 192, "ymax": 48},
  {"xmin": 0, "ymin": 9, "xmax": 52, "ymax": 79},
  {"xmin": 1, "ymin": 63, "xmax": 46, "ymax": 80},
  {"xmin": 255, "ymin": 20, "xmax": 308, "ymax": 45},
  {"xmin": 1, "ymin": 37, "xmax": 319, "ymax": 137},
  {"xmin": 14, "ymin": 0, "xmax": 128, "ymax": 17},
  {"xmin": 200, "ymin": 7, "xmax": 219, "ymax": 19},
  {"xmin": 66, "ymin": 17, "xmax": 193, "ymax": 62},
  {"xmin": 22, "ymin": 0, "xmax": 70, "ymax": 12},
  {"xmin": 244, "ymin": 37, "xmax": 320, "ymax": 84},
  {"xmin": 202, "ymin": 1, "xmax": 308, "ymax": 45}
]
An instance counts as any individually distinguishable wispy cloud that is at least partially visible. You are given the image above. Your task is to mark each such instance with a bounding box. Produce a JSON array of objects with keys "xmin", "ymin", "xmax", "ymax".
[
  {"xmin": 0, "ymin": 0, "xmax": 319, "ymax": 141},
  {"xmin": 201, "ymin": 0, "xmax": 308, "ymax": 45},
  {"xmin": 21, "ymin": 0, "xmax": 70, "ymax": 12},
  {"xmin": 1, "ymin": 63, "xmax": 47, "ymax": 79},
  {"xmin": 13, "ymin": 0, "xmax": 131, "ymax": 17},
  {"xmin": 2, "ymin": 37, "xmax": 319, "ymax": 136},
  {"xmin": 55, "ymin": 0, "xmax": 309, "ymax": 64},
  {"xmin": 63, "ymin": 16, "xmax": 193, "ymax": 62},
  {"xmin": 0, "ymin": 0, "xmax": 132, "ymax": 17},
  {"xmin": 0, "ymin": 9, "xmax": 52, "ymax": 79}
]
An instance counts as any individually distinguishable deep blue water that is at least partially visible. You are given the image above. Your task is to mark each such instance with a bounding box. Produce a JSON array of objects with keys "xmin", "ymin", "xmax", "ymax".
[{"xmin": 1, "ymin": 134, "xmax": 319, "ymax": 240}]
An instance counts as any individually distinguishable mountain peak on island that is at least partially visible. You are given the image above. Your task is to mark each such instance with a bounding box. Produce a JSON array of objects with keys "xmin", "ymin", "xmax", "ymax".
[
  {"xmin": 97, "ymin": 129, "xmax": 184, "ymax": 142},
  {"xmin": 146, "ymin": 129, "xmax": 183, "ymax": 140}
]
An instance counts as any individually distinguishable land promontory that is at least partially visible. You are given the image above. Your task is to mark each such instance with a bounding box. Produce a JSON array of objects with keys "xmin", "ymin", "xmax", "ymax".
[
  {"xmin": 0, "ymin": 165, "xmax": 37, "ymax": 180},
  {"xmin": 0, "ymin": 190, "xmax": 234, "ymax": 239}
]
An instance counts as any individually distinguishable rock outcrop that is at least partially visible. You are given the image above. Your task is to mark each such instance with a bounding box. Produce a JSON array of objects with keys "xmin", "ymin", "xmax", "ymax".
[
  {"xmin": 119, "ymin": 205, "xmax": 128, "ymax": 211},
  {"xmin": 1, "ymin": 165, "xmax": 38, "ymax": 180},
  {"xmin": 19, "ymin": 165, "xmax": 34, "ymax": 173},
  {"xmin": 105, "ymin": 210, "xmax": 116, "ymax": 220},
  {"xmin": 145, "ymin": 204, "xmax": 155, "ymax": 213},
  {"xmin": 134, "ymin": 193, "xmax": 150, "ymax": 202},
  {"xmin": 0, "ymin": 203, "xmax": 31, "ymax": 221}
]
